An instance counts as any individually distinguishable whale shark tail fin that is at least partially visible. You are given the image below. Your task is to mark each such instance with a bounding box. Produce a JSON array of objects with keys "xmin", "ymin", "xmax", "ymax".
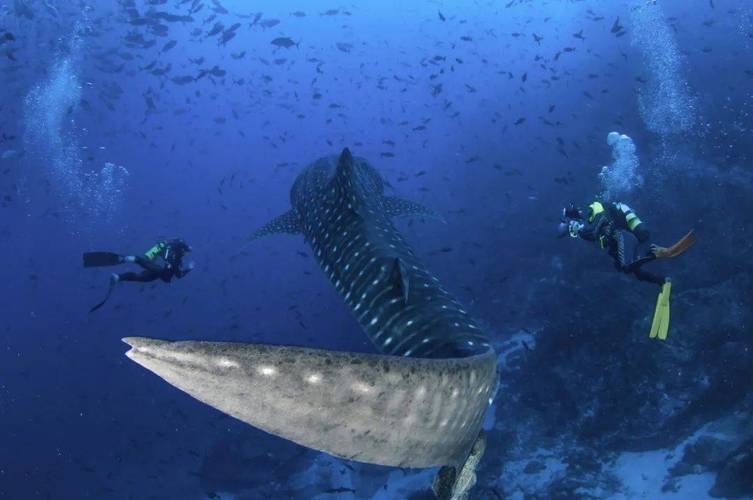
[{"xmin": 249, "ymin": 210, "xmax": 302, "ymax": 241}]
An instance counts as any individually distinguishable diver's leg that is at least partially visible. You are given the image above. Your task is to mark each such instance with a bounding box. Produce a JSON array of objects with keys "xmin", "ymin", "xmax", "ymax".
[
  {"xmin": 132, "ymin": 256, "xmax": 163, "ymax": 274},
  {"xmin": 627, "ymin": 241, "xmax": 656, "ymax": 270},
  {"xmin": 117, "ymin": 270, "xmax": 161, "ymax": 283},
  {"xmin": 617, "ymin": 230, "xmax": 658, "ymax": 271},
  {"xmin": 620, "ymin": 230, "xmax": 650, "ymax": 270},
  {"xmin": 632, "ymin": 266, "xmax": 666, "ymax": 286},
  {"xmin": 628, "ymin": 238, "xmax": 662, "ymax": 284},
  {"xmin": 633, "ymin": 225, "xmax": 650, "ymax": 243},
  {"xmin": 91, "ymin": 270, "xmax": 158, "ymax": 313}
]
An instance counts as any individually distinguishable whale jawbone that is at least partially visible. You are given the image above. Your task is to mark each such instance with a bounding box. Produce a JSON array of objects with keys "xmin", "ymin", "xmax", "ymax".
[{"xmin": 123, "ymin": 337, "xmax": 497, "ymax": 468}]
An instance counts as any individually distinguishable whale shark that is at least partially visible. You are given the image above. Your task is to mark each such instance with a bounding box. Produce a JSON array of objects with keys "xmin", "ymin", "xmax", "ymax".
[{"xmin": 123, "ymin": 148, "xmax": 498, "ymax": 494}]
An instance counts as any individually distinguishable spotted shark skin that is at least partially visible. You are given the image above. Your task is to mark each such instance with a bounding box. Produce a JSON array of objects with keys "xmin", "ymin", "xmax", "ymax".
[{"xmin": 124, "ymin": 148, "xmax": 497, "ymax": 469}]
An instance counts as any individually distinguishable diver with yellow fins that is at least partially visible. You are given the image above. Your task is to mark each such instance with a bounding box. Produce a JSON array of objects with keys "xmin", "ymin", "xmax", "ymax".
[
  {"xmin": 83, "ymin": 238, "xmax": 194, "ymax": 313},
  {"xmin": 558, "ymin": 201, "xmax": 696, "ymax": 340}
]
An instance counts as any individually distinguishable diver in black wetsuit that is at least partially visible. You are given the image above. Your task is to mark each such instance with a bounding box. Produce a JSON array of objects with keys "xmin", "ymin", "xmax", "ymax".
[
  {"xmin": 557, "ymin": 201, "xmax": 695, "ymax": 286},
  {"xmin": 111, "ymin": 239, "xmax": 193, "ymax": 284},
  {"xmin": 83, "ymin": 238, "xmax": 194, "ymax": 312},
  {"xmin": 558, "ymin": 200, "xmax": 697, "ymax": 340}
]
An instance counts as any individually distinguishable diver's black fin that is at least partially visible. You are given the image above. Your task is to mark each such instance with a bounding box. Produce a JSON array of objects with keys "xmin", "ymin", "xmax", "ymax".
[
  {"xmin": 390, "ymin": 257, "xmax": 410, "ymax": 304},
  {"xmin": 89, "ymin": 280, "xmax": 116, "ymax": 313},
  {"xmin": 249, "ymin": 210, "xmax": 302, "ymax": 241},
  {"xmin": 83, "ymin": 252, "xmax": 123, "ymax": 268},
  {"xmin": 382, "ymin": 196, "xmax": 445, "ymax": 222}
]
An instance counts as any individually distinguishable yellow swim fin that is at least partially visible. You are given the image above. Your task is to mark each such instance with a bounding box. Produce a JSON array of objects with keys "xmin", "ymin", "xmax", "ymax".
[{"xmin": 649, "ymin": 279, "xmax": 671, "ymax": 340}]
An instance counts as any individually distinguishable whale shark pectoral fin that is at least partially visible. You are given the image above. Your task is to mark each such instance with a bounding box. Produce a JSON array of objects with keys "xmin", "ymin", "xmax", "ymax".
[
  {"xmin": 249, "ymin": 209, "xmax": 301, "ymax": 241},
  {"xmin": 391, "ymin": 257, "xmax": 410, "ymax": 304},
  {"xmin": 122, "ymin": 337, "xmax": 497, "ymax": 468},
  {"xmin": 382, "ymin": 196, "xmax": 445, "ymax": 223}
]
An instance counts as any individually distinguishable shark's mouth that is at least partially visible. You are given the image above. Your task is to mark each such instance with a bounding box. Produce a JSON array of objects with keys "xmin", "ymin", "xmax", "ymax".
[{"xmin": 124, "ymin": 148, "xmax": 497, "ymax": 471}]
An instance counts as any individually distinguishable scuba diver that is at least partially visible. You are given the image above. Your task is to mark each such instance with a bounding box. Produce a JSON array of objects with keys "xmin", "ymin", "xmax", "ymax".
[
  {"xmin": 558, "ymin": 200, "xmax": 696, "ymax": 340},
  {"xmin": 83, "ymin": 238, "xmax": 194, "ymax": 313}
]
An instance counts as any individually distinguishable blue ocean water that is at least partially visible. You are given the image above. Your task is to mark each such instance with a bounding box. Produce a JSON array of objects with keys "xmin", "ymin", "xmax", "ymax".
[{"xmin": 1, "ymin": 0, "xmax": 752, "ymax": 498}]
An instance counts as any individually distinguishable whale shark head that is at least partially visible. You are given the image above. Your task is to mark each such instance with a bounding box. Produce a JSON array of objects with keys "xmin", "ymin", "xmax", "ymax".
[{"xmin": 124, "ymin": 149, "xmax": 497, "ymax": 479}]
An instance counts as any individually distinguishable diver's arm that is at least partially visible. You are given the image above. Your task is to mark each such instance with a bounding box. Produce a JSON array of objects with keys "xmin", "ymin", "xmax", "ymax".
[
  {"xmin": 175, "ymin": 261, "xmax": 194, "ymax": 278},
  {"xmin": 576, "ymin": 222, "xmax": 598, "ymax": 241},
  {"xmin": 133, "ymin": 255, "xmax": 165, "ymax": 273},
  {"xmin": 565, "ymin": 219, "xmax": 596, "ymax": 241},
  {"xmin": 576, "ymin": 215, "xmax": 608, "ymax": 242}
]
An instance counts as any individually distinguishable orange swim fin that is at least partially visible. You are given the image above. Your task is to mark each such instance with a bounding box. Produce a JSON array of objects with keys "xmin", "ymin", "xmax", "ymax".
[{"xmin": 653, "ymin": 230, "xmax": 696, "ymax": 259}]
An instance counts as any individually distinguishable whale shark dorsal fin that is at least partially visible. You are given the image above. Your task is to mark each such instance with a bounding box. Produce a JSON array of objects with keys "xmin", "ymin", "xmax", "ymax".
[
  {"xmin": 382, "ymin": 196, "xmax": 445, "ymax": 222},
  {"xmin": 331, "ymin": 147, "xmax": 364, "ymax": 211},
  {"xmin": 390, "ymin": 257, "xmax": 410, "ymax": 304},
  {"xmin": 334, "ymin": 147, "xmax": 355, "ymax": 189},
  {"xmin": 249, "ymin": 209, "xmax": 301, "ymax": 241}
]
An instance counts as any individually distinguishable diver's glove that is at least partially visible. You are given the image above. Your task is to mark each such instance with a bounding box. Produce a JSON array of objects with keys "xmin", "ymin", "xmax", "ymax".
[
  {"xmin": 568, "ymin": 220, "xmax": 584, "ymax": 238},
  {"xmin": 178, "ymin": 261, "xmax": 195, "ymax": 278}
]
